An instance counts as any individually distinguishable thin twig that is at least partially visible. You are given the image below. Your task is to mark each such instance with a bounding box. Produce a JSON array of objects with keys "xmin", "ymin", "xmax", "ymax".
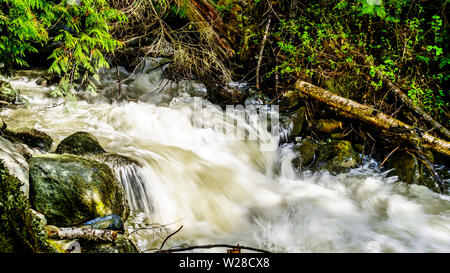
[
  {"xmin": 154, "ymin": 244, "xmax": 271, "ymax": 253},
  {"xmin": 379, "ymin": 146, "xmax": 400, "ymax": 169},
  {"xmin": 159, "ymin": 225, "xmax": 183, "ymax": 252}
]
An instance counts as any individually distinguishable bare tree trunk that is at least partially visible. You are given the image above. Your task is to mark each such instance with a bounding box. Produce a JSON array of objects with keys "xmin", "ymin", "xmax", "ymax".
[
  {"xmin": 256, "ymin": 17, "xmax": 271, "ymax": 90},
  {"xmin": 295, "ymin": 80, "xmax": 450, "ymax": 158}
]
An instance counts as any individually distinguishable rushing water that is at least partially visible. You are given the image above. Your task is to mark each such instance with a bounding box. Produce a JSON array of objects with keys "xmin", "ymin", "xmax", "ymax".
[{"xmin": 1, "ymin": 69, "xmax": 450, "ymax": 253}]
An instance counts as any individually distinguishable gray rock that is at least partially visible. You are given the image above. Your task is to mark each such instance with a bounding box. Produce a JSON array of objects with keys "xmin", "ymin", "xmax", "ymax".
[{"xmin": 29, "ymin": 154, "xmax": 129, "ymax": 227}]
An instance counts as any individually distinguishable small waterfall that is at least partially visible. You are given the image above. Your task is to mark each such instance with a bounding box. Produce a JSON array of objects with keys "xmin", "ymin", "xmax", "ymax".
[{"xmin": 2, "ymin": 68, "xmax": 450, "ymax": 253}]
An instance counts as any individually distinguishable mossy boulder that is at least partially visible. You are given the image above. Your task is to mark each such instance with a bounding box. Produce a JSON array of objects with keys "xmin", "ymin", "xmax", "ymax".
[
  {"xmin": 0, "ymin": 161, "xmax": 51, "ymax": 253},
  {"xmin": 55, "ymin": 131, "xmax": 106, "ymax": 155},
  {"xmin": 29, "ymin": 154, "xmax": 129, "ymax": 227},
  {"xmin": 314, "ymin": 140, "xmax": 361, "ymax": 173},
  {"xmin": 292, "ymin": 138, "xmax": 319, "ymax": 169},
  {"xmin": 3, "ymin": 127, "xmax": 53, "ymax": 151}
]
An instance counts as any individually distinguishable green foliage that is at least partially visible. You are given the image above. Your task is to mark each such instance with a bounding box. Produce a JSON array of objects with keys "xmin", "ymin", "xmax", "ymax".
[
  {"xmin": 0, "ymin": 0, "xmax": 126, "ymax": 99},
  {"xmin": 0, "ymin": 161, "xmax": 50, "ymax": 253},
  {"xmin": 48, "ymin": 0, "xmax": 126, "ymax": 98},
  {"xmin": 0, "ymin": 0, "xmax": 51, "ymax": 67},
  {"xmin": 271, "ymin": 0, "xmax": 449, "ymax": 124}
]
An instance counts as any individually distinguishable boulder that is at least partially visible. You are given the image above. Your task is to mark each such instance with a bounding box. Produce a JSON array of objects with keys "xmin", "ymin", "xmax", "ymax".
[
  {"xmin": 3, "ymin": 127, "xmax": 53, "ymax": 151},
  {"xmin": 29, "ymin": 154, "xmax": 129, "ymax": 227},
  {"xmin": 55, "ymin": 131, "xmax": 106, "ymax": 155},
  {"xmin": 314, "ymin": 140, "xmax": 361, "ymax": 173}
]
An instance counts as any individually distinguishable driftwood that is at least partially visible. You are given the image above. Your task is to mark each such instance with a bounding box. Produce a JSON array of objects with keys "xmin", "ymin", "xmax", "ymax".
[
  {"xmin": 295, "ymin": 80, "xmax": 450, "ymax": 158},
  {"xmin": 45, "ymin": 225, "xmax": 119, "ymax": 242}
]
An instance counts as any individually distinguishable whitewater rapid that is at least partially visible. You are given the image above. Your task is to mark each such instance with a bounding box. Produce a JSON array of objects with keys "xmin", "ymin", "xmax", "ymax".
[{"xmin": 1, "ymin": 72, "xmax": 450, "ymax": 253}]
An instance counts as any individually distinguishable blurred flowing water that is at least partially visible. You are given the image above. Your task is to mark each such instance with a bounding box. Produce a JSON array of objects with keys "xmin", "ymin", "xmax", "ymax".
[{"xmin": 1, "ymin": 66, "xmax": 450, "ymax": 253}]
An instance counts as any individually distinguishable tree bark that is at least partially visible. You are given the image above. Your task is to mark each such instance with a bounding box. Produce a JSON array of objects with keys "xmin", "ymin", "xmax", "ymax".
[
  {"xmin": 295, "ymin": 80, "xmax": 450, "ymax": 158},
  {"xmin": 45, "ymin": 226, "xmax": 119, "ymax": 242}
]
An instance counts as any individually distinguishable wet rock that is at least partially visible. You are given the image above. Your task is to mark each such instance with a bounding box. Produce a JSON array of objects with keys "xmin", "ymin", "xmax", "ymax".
[
  {"xmin": 385, "ymin": 152, "xmax": 440, "ymax": 192},
  {"xmin": 55, "ymin": 131, "xmax": 106, "ymax": 155},
  {"xmin": 3, "ymin": 127, "xmax": 53, "ymax": 151},
  {"xmin": 0, "ymin": 136, "xmax": 30, "ymax": 196},
  {"xmin": 314, "ymin": 140, "xmax": 361, "ymax": 173},
  {"xmin": 29, "ymin": 153, "xmax": 129, "ymax": 227},
  {"xmin": 316, "ymin": 119, "xmax": 343, "ymax": 134},
  {"xmin": 292, "ymin": 138, "xmax": 318, "ymax": 168},
  {"xmin": 289, "ymin": 107, "xmax": 307, "ymax": 137},
  {"xmin": 82, "ymin": 214, "xmax": 124, "ymax": 231},
  {"xmin": 81, "ymin": 234, "xmax": 139, "ymax": 253}
]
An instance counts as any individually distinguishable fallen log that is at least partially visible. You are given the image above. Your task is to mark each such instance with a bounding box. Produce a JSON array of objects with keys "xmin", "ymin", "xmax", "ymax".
[
  {"xmin": 45, "ymin": 225, "xmax": 119, "ymax": 242},
  {"xmin": 295, "ymin": 80, "xmax": 450, "ymax": 158}
]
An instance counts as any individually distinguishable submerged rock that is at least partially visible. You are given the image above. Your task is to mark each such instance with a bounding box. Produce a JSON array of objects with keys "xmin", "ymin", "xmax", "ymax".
[
  {"xmin": 3, "ymin": 127, "xmax": 53, "ymax": 151},
  {"xmin": 314, "ymin": 140, "xmax": 361, "ymax": 173},
  {"xmin": 55, "ymin": 131, "xmax": 106, "ymax": 155},
  {"xmin": 29, "ymin": 154, "xmax": 129, "ymax": 227}
]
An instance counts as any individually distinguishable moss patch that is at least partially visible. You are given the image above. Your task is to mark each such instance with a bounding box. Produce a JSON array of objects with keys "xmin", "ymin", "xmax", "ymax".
[
  {"xmin": 55, "ymin": 131, "xmax": 106, "ymax": 155},
  {"xmin": 0, "ymin": 161, "xmax": 51, "ymax": 253},
  {"xmin": 3, "ymin": 127, "xmax": 53, "ymax": 151}
]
